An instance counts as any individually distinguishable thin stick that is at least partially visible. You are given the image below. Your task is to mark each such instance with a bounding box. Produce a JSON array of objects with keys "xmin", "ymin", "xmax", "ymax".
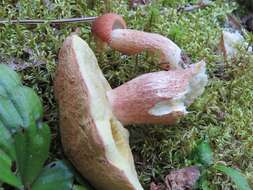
[
  {"xmin": 178, "ymin": 0, "xmax": 212, "ymax": 12},
  {"xmin": 0, "ymin": 17, "xmax": 97, "ymax": 25}
]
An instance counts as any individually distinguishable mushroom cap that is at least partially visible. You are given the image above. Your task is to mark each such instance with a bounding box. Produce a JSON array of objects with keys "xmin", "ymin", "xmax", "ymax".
[
  {"xmin": 91, "ymin": 13, "xmax": 127, "ymax": 43},
  {"xmin": 54, "ymin": 34, "xmax": 143, "ymax": 190}
]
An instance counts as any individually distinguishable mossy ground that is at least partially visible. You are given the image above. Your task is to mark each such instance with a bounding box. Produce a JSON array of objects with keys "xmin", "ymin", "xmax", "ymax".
[{"xmin": 0, "ymin": 0, "xmax": 252, "ymax": 189}]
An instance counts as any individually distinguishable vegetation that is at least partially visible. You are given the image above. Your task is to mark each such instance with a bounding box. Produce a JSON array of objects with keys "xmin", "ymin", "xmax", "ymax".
[
  {"xmin": 0, "ymin": 64, "xmax": 91, "ymax": 190},
  {"xmin": 0, "ymin": 0, "xmax": 252, "ymax": 189}
]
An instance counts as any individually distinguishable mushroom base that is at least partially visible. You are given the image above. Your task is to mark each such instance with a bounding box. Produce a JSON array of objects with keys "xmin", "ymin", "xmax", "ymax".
[{"xmin": 107, "ymin": 61, "xmax": 208, "ymax": 125}]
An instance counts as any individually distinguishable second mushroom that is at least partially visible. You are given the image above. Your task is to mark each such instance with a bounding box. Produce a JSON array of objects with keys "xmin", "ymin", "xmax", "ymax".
[
  {"xmin": 92, "ymin": 13, "xmax": 208, "ymax": 125},
  {"xmin": 54, "ymin": 13, "xmax": 208, "ymax": 190}
]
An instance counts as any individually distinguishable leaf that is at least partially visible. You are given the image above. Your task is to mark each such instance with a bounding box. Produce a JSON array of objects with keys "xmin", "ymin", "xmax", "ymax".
[
  {"xmin": 0, "ymin": 120, "xmax": 16, "ymax": 160},
  {"xmin": 197, "ymin": 176, "xmax": 211, "ymax": 190},
  {"xmin": 32, "ymin": 161, "xmax": 74, "ymax": 190},
  {"xmin": 165, "ymin": 166, "xmax": 200, "ymax": 190},
  {"xmin": 0, "ymin": 64, "xmax": 21, "ymax": 96},
  {"xmin": 66, "ymin": 161, "xmax": 94, "ymax": 190},
  {"xmin": 72, "ymin": 185, "xmax": 90, "ymax": 190},
  {"xmin": 195, "ymin": 140, "xmax": 213, "ymax": 166},
  {"xmin": 0, "ymin": 150, "xmax": 22, "ymax": 188},
  {"xmin": 214, "ymin": 164, "xmax": 251, "ymax": 190},
  {"xmin": 14, "ymin": 123, "xmax": 50, "ymax": 187},
  {"xmin": 201, "ymin": 180, "xmax": 211, "ymax": 190},
  {"xmin": 0, "ymin": 64, "xmax": 50, "ymax": 187}
]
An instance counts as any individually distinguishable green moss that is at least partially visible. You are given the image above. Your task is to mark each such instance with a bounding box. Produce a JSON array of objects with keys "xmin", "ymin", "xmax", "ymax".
[{"xmin": 0, "ymin": 0, "xmax": 252, "ymax": 189}]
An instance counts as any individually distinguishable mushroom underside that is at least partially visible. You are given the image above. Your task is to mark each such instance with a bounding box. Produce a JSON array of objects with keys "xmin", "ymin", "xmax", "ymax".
[{"xmin": 54, "ymin": 35, "xmax": 143, "ymax": 190}]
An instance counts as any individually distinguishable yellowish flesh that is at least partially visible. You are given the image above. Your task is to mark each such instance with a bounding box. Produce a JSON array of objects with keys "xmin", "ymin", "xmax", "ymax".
[
  {"xmin": 148, "ymin": 61, "xmax": 207, "ymax": 116},
  {"xmin": 72, "ymin": 35, "xmax": 143, "ymax": 190}
]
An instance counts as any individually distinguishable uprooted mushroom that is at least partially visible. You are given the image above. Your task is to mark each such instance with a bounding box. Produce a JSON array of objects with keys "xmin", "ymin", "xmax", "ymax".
[
  {"xmin": 92, "ymin": 13, "xmax": 208, "ymax": 125},
  {"xmin": 54, "ymin": 12, "xmax": 208, "ymax": 190},
  {"xmin": 54, "ymin": 30, "xmax": 207, "ymax": 189},
  {"xmin": 91, "ymin": 13, "xmax": 183, "ymax": 70},
  {"xmin": 54, "ymin": 35, "xmax": 143, "ymax": 190}
]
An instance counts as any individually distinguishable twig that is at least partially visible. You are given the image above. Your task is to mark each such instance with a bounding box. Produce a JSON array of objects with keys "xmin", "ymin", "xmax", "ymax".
[
  {"xmin": 0, "ymin": 17, "xmax": 97, "ymax": 25},
  {"xmin": 0, "ymin": 56, "xmax": 47, "ymax": 71},
  {"xmin": 178, "ymin": 0, "xmax": 212, "ymax": 12}
]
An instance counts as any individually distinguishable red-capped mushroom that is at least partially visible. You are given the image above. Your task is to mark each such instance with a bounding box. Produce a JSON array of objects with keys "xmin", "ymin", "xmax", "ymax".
[{"xmin": 92, "ymin": 13, "xmax": 183, "ymax": 69}]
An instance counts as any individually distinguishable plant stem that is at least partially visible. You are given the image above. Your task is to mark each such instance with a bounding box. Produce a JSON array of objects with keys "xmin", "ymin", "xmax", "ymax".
[{"xmin": 0, "ymin": 17, "xmax": 97, "ymax": 25}]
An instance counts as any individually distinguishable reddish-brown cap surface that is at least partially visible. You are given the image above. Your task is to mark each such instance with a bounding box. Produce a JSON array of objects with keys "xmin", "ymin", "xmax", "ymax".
[{"xmin": 92, "ymin": 13, "xmax": 127, "ymax": 43}]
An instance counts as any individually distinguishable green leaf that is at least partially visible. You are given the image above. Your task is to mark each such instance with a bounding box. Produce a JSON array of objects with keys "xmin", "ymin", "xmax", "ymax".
[
  {"xmin": 200, "ymin": 179, "xmax": 211, "ymax": 190},
  {"xmin": 195, "ymin": 140, "xmax": 213, "ymax": 166},
  {"xmin": 214, "ymin": 164, "xmax": 251, "ymax": 190},
  {"xmin": 0, "ymin": 120, "xmax": 16, "ymax": 160},
  {"xmin": 32, "ymin": 161, "xmax": 74, "ymax": 190},
  {"xmin": 72, "ymin": 185, "xmax": 90, "ymax": 190},
  {"xmin": 14, "ymin": 123, "xmax": 50, "ymax": 187},
  {"xmin": 0, "ymin": 150, "xmax": 22, "ymax": 188},
  {"xmin": 0, "ymin": 65, "xmax": 50, "ymax": 188},
  {"xmin": 0, "ymin": 64, "xmax": 21, "ymax": 97},
  {"xmin": 66, "ymin": 161, "xmax": 94, "ymax": 190}
]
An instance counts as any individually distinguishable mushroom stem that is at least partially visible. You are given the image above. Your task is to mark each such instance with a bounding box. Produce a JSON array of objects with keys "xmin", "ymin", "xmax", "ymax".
[
  {"xmin": 110, "ymin": 29, "xmax": 182, "ymax": 69},
  {"xmin": 92, "ymin": 13, "xmax": 183, "ymax": 69},
  {"xmin": 107, "ymin": 61, "xmax": 208, "ymax": 125}
]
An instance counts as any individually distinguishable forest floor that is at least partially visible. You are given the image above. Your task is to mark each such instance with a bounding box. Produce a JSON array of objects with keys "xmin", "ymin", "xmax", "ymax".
[{"xmin": 0, "ymin": 0, "xmax": 252, "ymax": 189}]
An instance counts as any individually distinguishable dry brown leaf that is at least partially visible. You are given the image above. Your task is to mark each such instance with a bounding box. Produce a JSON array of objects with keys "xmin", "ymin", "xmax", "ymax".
[
  {"xmin": 150, "ymin": 182, "xmax": 166, "ymax": 190},
  {"xmin": 150, "ymin": 166, "xmax": 200, "ymax": 190},
  {"xmin": 165, "ymin": 166, "xmax": 200, "ymax": 190}
]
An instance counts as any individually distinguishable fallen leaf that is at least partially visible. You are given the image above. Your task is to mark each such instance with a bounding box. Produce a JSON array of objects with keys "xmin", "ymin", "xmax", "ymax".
[
  {"xmin": 150, "ymin": 166, "xmax": 200, "ymax": 190},
  {"xmin": 150, "ymin": 182, "xmax": 166, "ymax": 190},
  {"xmin": 165, "ymin": 166, "xmax": 200, "ymax": 190}
]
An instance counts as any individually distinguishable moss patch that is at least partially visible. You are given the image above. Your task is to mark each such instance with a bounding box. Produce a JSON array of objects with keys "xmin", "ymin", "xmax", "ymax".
[{"xmin": 0, "ymin": 0, "xmax": 252, "ymax": 189}]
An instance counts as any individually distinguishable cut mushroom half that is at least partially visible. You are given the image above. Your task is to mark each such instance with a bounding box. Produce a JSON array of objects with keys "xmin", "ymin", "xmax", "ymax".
[
  {"xmin": 54, "ymin": 34, "xmax": 143, "ymax": 190},
  {"xmin": 92, "ymin": 13, "xmax": 183, "ymax": 69}
]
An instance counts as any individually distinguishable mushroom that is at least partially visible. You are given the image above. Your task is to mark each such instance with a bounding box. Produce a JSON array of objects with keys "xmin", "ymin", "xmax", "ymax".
[
  {"xmin": 54, "ymin": 34, "xmax": 143, "ymax": 190},
  {"xmin": 219, "ymin": 30, "xmax": 252, "ymax": 59},
  {"xmin": 54, "ymin": 34, "xmax": 207, "ymax": 189},
  {"xmin": 92, "ymin": 13, "xmax": 183, "ymax": 69},
  {"xmin": 107, "ymin": 61, "xmax": 207, "ymax": 125}
]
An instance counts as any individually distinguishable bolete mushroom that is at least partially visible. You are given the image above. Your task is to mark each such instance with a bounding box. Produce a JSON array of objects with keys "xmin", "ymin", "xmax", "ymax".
[
  {"xmin": 107, "ymin": 61, "xmax": 207, "ymax": 125},
  {"xmin": 54, "ymin": 34, "xmax": 143, "ymax": 190},
  {"xmin": 92, "ymin": 13, "xmax": 183, "ymax": 69},
  {"xmin": 54, "ymin": 33, "xmax": 207, "ymax": 189}
]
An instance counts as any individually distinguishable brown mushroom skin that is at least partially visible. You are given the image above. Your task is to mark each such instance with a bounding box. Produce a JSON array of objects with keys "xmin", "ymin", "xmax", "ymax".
[
  {"xmin": 92, "ymin": 13, "xmax": 127, "ymax": 52},
  {"xmin": 92, "ymin": 13, "xmax": 127, "ymax": 43},
  {"xmin": 54, "ymin": 35, "xmax": 142, "ymax": 190}
]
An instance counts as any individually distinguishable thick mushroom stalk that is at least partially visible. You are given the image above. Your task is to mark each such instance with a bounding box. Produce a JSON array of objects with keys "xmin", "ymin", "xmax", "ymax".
[
  {"xmin": 92, "ymin": 13, "xmax": 182, "ymax": 69},
  {"xmin": 107, "ymin": 61, "xmax": 208, "ymax": 125},
  {"xmin": 54, "ymin": 34, "xmax": 143, "ymax": 190}
]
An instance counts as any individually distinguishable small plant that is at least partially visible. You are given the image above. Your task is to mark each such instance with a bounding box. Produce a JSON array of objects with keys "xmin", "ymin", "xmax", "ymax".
[
  {"xmin": 0, "ymin": 64, "xmax": 91, "ymax": 190},
  {"xmin": 192, "ymin": 139, "xmax": 251, "ymax": 190}
]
